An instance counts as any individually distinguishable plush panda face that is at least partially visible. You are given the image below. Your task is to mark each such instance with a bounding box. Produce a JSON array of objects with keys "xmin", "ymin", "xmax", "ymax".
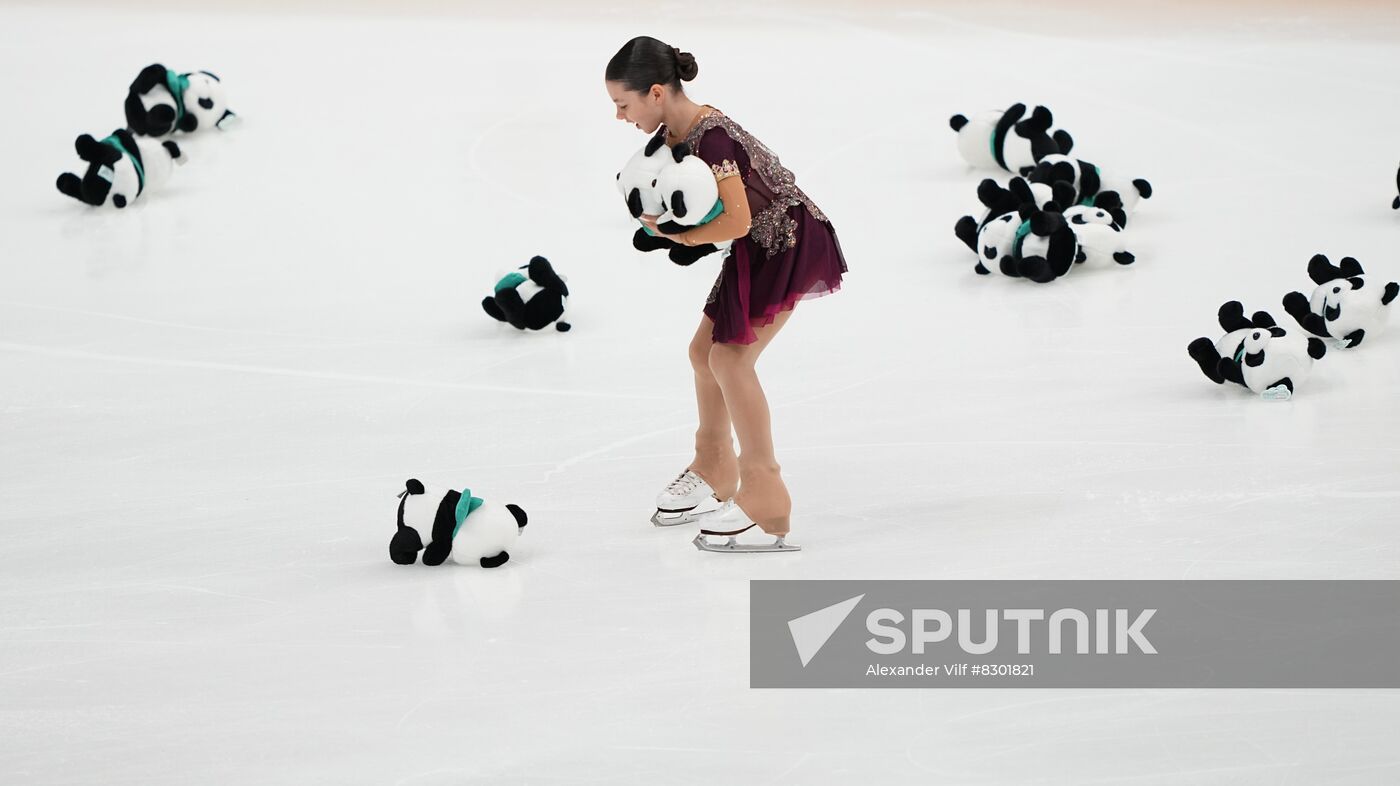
[
  {"xmin": 182, "ymin": 72, "xmax": 232, "ymax": 132},
  {"xmin": 654, "ymin": 153, "xmax": 719, "ymax": 228},
  {"xmin": 976, "ymin": 212, "xmax": 1021, "ymax": 265},
  {"xmin": 616, "ymin": 133, "xmax": 670, "ymax": 218},
  {"xmin": 1064, "ymin": 205, "xmax": 1118, "ymax": 229},
  {"xmin": 1309, "ymin": 280, "xmax": 1360, "ymax": 322},
  {"xmin": 950, "ymin": 110, "xmax": 1003, "ymax": 170}
]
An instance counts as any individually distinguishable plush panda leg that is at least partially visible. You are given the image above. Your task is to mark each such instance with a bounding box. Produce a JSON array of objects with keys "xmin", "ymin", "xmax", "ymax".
[
  {"xmin": 481, "ymin": 296, "xmax": 508, "ymax": 323},
  {"xmin": 494, "ymin": 288, "xmax": 528, "ymax": 330},
  {"xmin": 522, "ymin": 292, "xmax": 564, "ymax": 331},
  {"xmin": 1215, "ymin": 358, "xmax": 1247, "ymax": 388},
  {"xmin": 1261, "ymin": 378, "xmax": 1294, "ymax": 401},
  {"xmin": 480, "ymin": 551, "xmax": 510, "ymax": 568}
]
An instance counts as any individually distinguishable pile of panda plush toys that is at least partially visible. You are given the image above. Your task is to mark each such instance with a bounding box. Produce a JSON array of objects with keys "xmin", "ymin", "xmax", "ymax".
[
  {"xmin": 56, "ymin": 63, "xmax": 235, "ymax": 209},
  {"xmin": 615, "ymin": 129, "xmax": 732, "ymax": 267},
  {"xmin": 1187, "ymin": 254, "xmax": 1398, "ymax": 400},
  {"xmin": 949, "ymin": 103, "xmax": 1153, "ymax": 284}
]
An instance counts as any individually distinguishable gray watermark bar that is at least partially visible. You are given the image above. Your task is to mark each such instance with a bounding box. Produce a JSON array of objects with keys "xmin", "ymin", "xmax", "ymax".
[{"xmin": 750, "ymin": 581, "xmax": 1400, "ymax": 688}]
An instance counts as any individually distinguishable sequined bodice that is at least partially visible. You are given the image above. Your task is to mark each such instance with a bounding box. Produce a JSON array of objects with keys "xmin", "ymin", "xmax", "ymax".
[{"xmin": 679, "ymin": 110, "xmax": 829, "ymax": 256}]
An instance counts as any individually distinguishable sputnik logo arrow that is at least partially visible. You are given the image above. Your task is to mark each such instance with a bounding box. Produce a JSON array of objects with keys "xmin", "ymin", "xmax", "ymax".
[{"xmin": 787, "ymin": 594, "xmax": 865, "ymax": 667}]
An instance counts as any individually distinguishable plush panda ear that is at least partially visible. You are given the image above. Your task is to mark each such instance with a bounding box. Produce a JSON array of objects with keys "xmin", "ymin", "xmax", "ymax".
[
  {"xmin": 404, "ymin": 479, "xmax": 425, "ymax": 495},
  {"xmin": 976, "ymin": 178, "xmax": 1005, "ymax": 208},
  {"xmin": 671, "ymin": 143, "xmax": 690, "ymax": 163},
  {"xmin": 949, "ymin": 114, "xmax": 968, "ymax": 132},
  {"xmin": 1307, "ymin": 253, "xmax": 1340, "ymax": 284},
  {"xmin": 1006, "ymin": 177, "xmax": 1033, "ymax": 205},
  {"xmin": 645, "ymin": 129, "xmax": 668, "ymax": 156}
]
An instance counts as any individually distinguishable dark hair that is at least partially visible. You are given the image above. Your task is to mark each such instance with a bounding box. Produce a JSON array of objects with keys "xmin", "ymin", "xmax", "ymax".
[{"xmin": 606, "ymin": 36, "xmax": 698, "ymax": 94}]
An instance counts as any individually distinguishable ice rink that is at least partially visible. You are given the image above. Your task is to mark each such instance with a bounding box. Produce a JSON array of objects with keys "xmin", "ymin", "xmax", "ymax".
[{"xmin": 3, "ymin": 0, "xmax": 1400, "ymax": 782}]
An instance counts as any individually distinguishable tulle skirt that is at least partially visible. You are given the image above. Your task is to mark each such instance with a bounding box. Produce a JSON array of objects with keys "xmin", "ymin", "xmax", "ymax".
[{"xmin": 702, "ymin": 205, "xmax": 847, "ymax": 345}]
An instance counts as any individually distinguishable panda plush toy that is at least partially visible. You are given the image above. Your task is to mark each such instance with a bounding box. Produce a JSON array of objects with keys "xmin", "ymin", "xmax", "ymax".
[
  {"xmin": 953, "ymin": 176, "xmax": 1064, "ymax": 261},
  {"xmin": 56, "ymin": 129, "xmax": 186, "ymax": 208},
  {"xmin": 954, "ymin": 179, "xmax": 1078, "ymax": 283},
  {"xmin": 1188, "ymin": 301, "xmax": 1327, "ymax": 400},
  {"xmin": 389, "ymin": 479, "xmax": 527, "ymax": 569},
  {"xmin": 650, "ymin": 141, "xmax": 733, "ymax": 266},
  {"xmin": 948, "ymin": 103, "xmax": 1074, "ymax": 176},
  {"xmin": 1062, "ymin": 204, "xmax": 1136, "ymax": 268},
  {"xmin": 1282, "ymin": 254, "xmax": 1398, "ymax": 349},
  {"xmin": 1028, "ymin": 154, "xmax": 1152, "ymax": 225},
  {"xmin": 616, "ymin": 130, "xmax": 673, "ymax": 253},
  {"xmin": 125, "ymin": 63, "xmax": 235, "ymax": 137},
  {"xmin": 481, "ymin": 255, "xmax": 571, "ymax": 332}
]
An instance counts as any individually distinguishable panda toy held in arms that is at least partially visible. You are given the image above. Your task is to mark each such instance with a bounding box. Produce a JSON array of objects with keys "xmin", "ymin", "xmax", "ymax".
[
  {"xmin": 56, "ymin": 129, "xmax": 185, "ymax": 208},
  {"xmin": 1282, "ymin": 254, "xmax": 1398, "ymax": 349},
  {"xmin": 651, "ymin": 141, "xmax": 733, "ymax": 266},
  {"xmin": 616, "ymin": 130, "xmax": 673, "ymax": 253},
  {"xmin": 389, "ymin": 479, "xmax": 527, "ymax": 568},
  {"xmin": 1187, "ymin": 301, "xmax": 1327, "ymax": 401},
  {"xmin": 125, "ymin": 63, "xmax": 235, "ymax": 137}
]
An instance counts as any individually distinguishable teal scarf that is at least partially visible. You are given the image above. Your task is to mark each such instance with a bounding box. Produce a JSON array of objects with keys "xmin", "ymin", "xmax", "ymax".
[
  {"xmin": 494, "ymin": 271, "xmax": 527, "ymax": 293},
  {"xmin": 453, "ymin": 489, "xmax": 485, "ymax": 537},
  {"xmin": 100, "ymin": 134, "xmax": 144, "ymax": 195},
  {"xmin": 165, "ymin": 69, "xmax": 190, "ymax": 123},
  {"xmin": 637, "ymin": 197, "xmax": 725, "ymax": 237},
  {"xmin": 1011, "ymin": 219, "xmax": 1032, "ymax": 257}
]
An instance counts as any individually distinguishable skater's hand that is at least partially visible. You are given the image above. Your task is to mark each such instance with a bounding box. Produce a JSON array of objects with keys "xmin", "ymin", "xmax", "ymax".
[{"xmin": 640, "ymin": 214, "xmax": 682, "ymax": 242}]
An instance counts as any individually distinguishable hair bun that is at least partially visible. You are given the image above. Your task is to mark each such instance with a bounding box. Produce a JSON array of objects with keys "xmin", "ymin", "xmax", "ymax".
[{"xmin": 673, "ymin": 48, "xmax": 699, "ymax": 82}]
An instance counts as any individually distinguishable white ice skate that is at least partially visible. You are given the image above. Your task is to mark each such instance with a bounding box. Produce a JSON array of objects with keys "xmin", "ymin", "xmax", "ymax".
[
  {"xmin": 691, "ymin": 499, "xmax": 801, "ymax": 554},
  {"xmin": 651, "ymin": 470, "xmax": 724, "ymax": 527}
]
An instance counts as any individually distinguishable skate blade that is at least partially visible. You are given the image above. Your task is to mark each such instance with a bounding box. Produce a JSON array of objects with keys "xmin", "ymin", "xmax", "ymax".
[
  {"xmin": 651, "ymin": 501, "xmax": 722, "ymax": 528},
  {"xmin": 692, "ymin": 533, "xmax": 801, "ymax": 553}
]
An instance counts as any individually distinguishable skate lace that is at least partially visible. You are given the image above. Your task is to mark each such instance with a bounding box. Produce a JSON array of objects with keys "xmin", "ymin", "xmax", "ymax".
[{"xmin": 665, "ymin": 471, "xmax": 703, "ymax": 496}]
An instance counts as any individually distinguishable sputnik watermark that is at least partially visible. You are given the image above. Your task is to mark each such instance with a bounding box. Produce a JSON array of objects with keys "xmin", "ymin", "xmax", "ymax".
[{"xmin": 751, "ymin": 581, "xmax": 1400, "ymax": 688}]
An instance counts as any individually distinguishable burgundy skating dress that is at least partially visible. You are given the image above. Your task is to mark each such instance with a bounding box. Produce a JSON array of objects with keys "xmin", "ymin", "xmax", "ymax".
[{"xmin": 673, "ymin": 109, "xmax": 847, "ymax": 345}]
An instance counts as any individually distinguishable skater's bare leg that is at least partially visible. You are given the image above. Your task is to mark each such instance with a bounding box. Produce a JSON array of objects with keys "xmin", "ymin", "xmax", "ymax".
[
  {"xmin": 708, "ymin": 309, "xmax": 793, "ymax": 535},
  {"xmin": 687, "ymin": 315, "xmax": 738, "ymax": 500}
]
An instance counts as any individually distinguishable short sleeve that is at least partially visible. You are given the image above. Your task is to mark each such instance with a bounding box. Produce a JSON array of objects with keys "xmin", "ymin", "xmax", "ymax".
[{"xmin": 695, "ymin": 127, "xmax": 748, "ymax": 183}]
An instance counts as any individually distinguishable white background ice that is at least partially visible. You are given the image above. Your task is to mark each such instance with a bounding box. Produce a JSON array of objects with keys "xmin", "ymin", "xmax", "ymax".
[{"xmin": 3, "ymin": 1, "xmax": 1399, "ymax": 782}]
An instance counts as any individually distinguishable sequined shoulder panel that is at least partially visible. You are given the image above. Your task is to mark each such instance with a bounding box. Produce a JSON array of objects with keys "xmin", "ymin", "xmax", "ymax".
[{"xmin": 684, "ymin": 111, "xmax": 829, "ymax": 256}]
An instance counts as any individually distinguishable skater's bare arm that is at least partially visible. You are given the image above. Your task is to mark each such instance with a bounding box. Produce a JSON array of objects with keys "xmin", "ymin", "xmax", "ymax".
[{"xmin": 678, "ymin": 176, "xmax": 751, "ymax": 246}]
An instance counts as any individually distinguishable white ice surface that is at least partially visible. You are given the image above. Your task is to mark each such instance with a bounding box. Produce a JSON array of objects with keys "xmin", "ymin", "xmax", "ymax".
[{"xmin": 3, "ymin": 2, "xmax": 1400, "ymax": 783}]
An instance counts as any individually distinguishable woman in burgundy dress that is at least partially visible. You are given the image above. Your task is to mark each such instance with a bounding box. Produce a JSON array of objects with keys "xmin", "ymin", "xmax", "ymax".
[{"xmin": 606, "ymin": 36, "xmax": 846, "ymax": 553}]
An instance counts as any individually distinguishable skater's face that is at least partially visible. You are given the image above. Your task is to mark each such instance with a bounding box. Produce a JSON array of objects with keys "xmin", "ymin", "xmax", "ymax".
[{"xmin": 606, "ymin": 81, "xmax": 666, "ymax": 134}]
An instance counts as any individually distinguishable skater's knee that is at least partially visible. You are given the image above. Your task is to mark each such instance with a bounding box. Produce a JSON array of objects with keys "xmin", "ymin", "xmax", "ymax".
[
  {"xmin": 707, "ymin": 343, "xmax": 754, "ymax": 381},
  {"xmin": 688, "ymin": 334, "xmax": 714, "ymax": 373}
]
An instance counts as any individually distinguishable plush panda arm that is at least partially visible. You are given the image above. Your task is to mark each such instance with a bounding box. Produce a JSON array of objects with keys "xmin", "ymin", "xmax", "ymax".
[{"xmin": 677, "ymin": 176, "xmax": 751, "ymax": 246}]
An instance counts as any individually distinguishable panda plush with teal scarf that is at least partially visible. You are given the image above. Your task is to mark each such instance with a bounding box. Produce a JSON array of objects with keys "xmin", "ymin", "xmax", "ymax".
[
  {"xmin": 56, "ymin": 129, "xmax": 185, "ymax": 208},
  {"xmin": 481, "ymin": 255, "xmax": 571, "ymax": 332},
  {"xmin": 125, "ymin": 63, "xmax": 235, "ymax": 137},
  {"xmin": 652, "ymin": 141, "xmax": 732, "ymax": 266},
  {"xmin": 389, "ymin": 479, "xmax": 527, "ymax": 569}
]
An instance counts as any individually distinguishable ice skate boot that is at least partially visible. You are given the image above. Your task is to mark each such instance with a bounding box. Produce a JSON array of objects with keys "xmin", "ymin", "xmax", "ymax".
[
  {"xmin": 692, "ymin": 499, "xmax": 801, "ymax": 553},
  {"xmin": 651, "ymin": 470, "xmax": 724, "ymax": 527}
]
